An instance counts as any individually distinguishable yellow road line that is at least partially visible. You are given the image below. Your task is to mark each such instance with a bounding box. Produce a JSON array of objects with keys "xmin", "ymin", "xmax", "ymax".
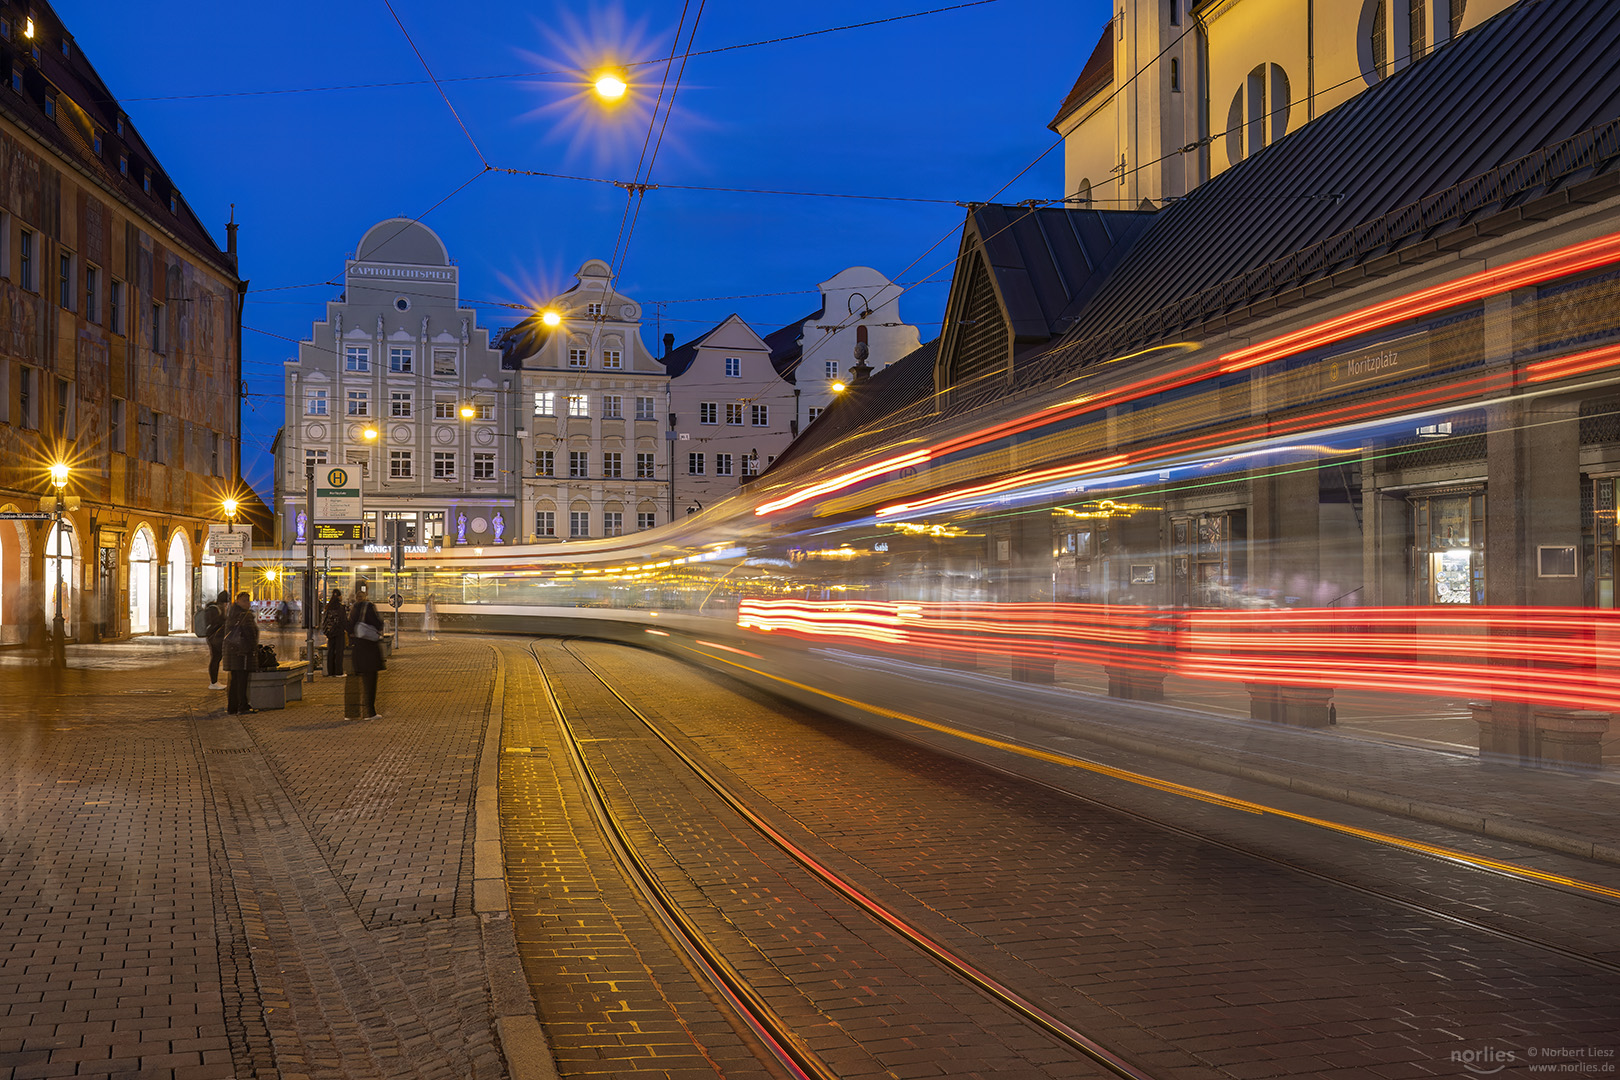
[{"xmin": 682, "ymin": 644, "xmax": 1620, "ymax": 903}]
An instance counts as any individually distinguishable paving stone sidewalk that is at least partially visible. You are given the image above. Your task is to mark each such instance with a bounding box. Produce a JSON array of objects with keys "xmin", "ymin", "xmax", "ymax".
[{"xmin": 0, "ymin": 635, "xmax": 510, "ymax": 1080}]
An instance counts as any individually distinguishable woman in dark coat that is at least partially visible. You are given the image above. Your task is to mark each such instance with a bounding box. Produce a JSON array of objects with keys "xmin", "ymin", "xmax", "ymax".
[
  {"xmin": 321, "ymin": 590, "xmax": 347, "ymax": 676},
  {"xmin": 221, "ymin": 592, "xmax": 260, "ymax": 715},
  {"xmin": 348, "ymin": 596, "xmax": 386, "ymax": 720}
]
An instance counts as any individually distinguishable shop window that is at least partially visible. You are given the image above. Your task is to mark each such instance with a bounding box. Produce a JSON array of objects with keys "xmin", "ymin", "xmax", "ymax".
[{"xmin": 1410, "ymin": 490, "xmax": 1485, "ymax": 604}]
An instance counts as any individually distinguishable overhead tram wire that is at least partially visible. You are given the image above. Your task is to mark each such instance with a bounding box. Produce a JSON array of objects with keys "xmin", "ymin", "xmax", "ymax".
[
  {"xmin": 381, "ymin": 0, "xmax": 488, "ymax": 167},
  {"xmin": 116, "ymin": 1, "xmax": 1004, "ymax": 104}
]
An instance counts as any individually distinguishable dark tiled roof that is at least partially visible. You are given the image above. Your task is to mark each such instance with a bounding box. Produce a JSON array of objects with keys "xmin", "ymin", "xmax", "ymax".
[
  {"xmin": 0, "ymin": 1, "xmax": 237, "ymax": 279},
  {"xmin": 762, "ymin": 307, "xmax": 824, "ymax": 382},
  {"xmin": 1049, "ymin": 20, "xmax": 1114, "ymax": 132},
  {"xmin": 970, "ymin": 204, "xmax": 1157, "ymax": 342},
  {"xmin": 1040, "ymin": 0, "xmax": 1620, "ymax": 377},
  {"xmin": 659, "ymin": 318, "xmax": 731, "ymax": 378}
]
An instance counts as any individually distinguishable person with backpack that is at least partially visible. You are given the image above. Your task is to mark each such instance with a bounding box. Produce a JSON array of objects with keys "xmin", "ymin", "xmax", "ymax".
[
  {"xmin": 348, "ymin": 594, "xmax": 386, "ymax": 721},
  {"xmin": 321, "ymin": 590, "xmax": 347, "ymax": 677},
  {"xmin": 221, "ymin": 592, "xmax": 261, "ymax": 715},
  {"xmin": 202, "ymin": 591, "xmax": 230, "ymax": 689}
]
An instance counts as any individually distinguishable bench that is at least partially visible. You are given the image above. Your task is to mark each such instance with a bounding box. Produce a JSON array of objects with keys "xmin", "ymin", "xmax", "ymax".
[{"xmin": 248, "ymin": 662, "xmax": 307, "ymax": 710}]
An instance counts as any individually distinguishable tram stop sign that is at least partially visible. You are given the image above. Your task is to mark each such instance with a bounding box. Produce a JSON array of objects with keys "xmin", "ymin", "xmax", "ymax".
[{"xmin": 315, "ymin": 466, "xmax": 362, "ymax": 521}]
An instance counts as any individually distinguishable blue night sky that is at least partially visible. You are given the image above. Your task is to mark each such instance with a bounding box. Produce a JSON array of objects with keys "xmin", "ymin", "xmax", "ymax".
[{"xmin": 60, "ymin": 0, "xmax": 1107, "ymax": 499}]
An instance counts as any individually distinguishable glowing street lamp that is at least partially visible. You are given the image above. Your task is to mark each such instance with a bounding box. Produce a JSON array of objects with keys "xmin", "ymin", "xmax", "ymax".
[
  {"xmin": 459, "ymin": 403, "xmax": 477, "ymax": 420},
  {"xmin": 222, "ymin": 496, "xmax": 240, "ymax": 596},
  {"xmin": 362, "ymin": 426, "xmax": 379, "ymax": 441},
  {"xmin": 831, "ymin": 381, "xmax": 848, "ymax": 394},
  {"xmin": 593, "ymin": 72, "xmax": 628, "ymax": 101},
  {"xmin": 540, "ymin": 309, "xmax": 562, "ymax": 328}
]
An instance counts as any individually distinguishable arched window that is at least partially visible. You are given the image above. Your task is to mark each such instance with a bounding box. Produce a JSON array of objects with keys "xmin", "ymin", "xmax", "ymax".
[
  {"xmin": 167, "ymin": 532, "xmax": 190, "ymax": 633},
  {"xmin": 1226, "ymin": 64, "xmax": 1291, "ymax": 167},
  {"xmin": 1074, "ymin": 179, "xmax": 1092, "ymax": 206}
]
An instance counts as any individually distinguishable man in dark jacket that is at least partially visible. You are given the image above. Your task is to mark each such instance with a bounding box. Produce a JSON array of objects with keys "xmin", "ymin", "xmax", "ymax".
[
  {"xmin": 204, "ymin": 591, "xmax": 230, "ymax": 689},
  {"xmin": 221, "ymin": 592, "xmax": 261, "ymax": 715},
  {"xmin": 321, "ymin": 590, "xmax": 346, "ymax": 677},
  {"xmin": 348, "ymin": 596, "xmax": 386, "ymax": 720}
]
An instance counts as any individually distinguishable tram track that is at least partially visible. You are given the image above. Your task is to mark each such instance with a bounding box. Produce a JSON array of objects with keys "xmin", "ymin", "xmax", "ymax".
[
  {"xmin": 528, "ymin": 637, "xmax": 1155, "ymax": 1080},
  {"xmin": 519, "ymin": 636, "xmax": 1620, "ymax": 1079}
]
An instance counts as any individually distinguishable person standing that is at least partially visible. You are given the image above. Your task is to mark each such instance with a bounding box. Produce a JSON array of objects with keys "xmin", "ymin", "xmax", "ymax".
[
  {"xmin": 221, "ymin": 592, "xmax": 260, "ymax": 715},
  {"xmin": 421, "ymin": 593, "xmax": 438, "ymax": 640},
  {"xmin": 321, "ymin": 590, "xmax": 347, "ymax": 677},
  {"xmin": 204, "ymin": 590, "xmax": 230, "ymax": 689},
  {"xmin": 349, "ymin": 594, "xmax": 386, "ymax": 720}
]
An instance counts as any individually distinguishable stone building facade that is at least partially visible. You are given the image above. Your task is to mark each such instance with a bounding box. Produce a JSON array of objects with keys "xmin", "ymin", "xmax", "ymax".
[
  {"xmin": 0, "ymin": 2, "xmax": 244, "ymax": 643},
  {"xmin": 275, "ymin": 220, "xmax": 515, "ymax": 556},
  {"xmin": 500, "ymin": 260, "xmax": 669, "ymax": 543}
]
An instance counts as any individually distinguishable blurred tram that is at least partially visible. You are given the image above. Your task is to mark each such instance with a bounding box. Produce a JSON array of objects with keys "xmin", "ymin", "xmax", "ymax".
[{"xmin": 326, "ymin": 228, "xmax": 1620, "ymax": 772}]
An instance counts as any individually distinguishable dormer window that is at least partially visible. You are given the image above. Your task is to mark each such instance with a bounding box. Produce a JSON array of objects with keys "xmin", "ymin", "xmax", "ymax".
[
  {"xmin": 118, "ymin": 154, "xmax": 127, "ymax": 176},
  {"xmin": 92, "ymin": 131, "xmax": 102, "ymax": 155},
  {"xmin": 586, "ymin": 302, "xmax": 603, "ymax": 316},
  {"xmin": 9, "ymin": 67, "xmax": 19, "ymax": 93},
  {"xmin": 142, "ymin": 171, "xmax": 151, "ymax": 194},
  {"xmin": 60, "ymin": 38, "xmax": 68, "ymax": 58},
  {"xmin": 42, "ymin": 95, "xmax": 53, "ymax": 119},
  {"xmin": 169, "ymin": 193, "xmax": 177, "ymax": 214},
  {"xmin": 1, "ymin": 18, "xmax": 11, "ymax": 39},
  {"xmin": 116, "ymin": 116, "xmax": 125, "ymax": 136},
  {"xmin": 24, "ymin": 17, "xmax": 34, "ymax": 39}
]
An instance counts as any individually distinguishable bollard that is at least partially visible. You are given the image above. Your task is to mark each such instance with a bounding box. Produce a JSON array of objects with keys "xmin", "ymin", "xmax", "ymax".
[{"xmin": 344, "ymin": 674, "xmax": 366, "ymax": 719}]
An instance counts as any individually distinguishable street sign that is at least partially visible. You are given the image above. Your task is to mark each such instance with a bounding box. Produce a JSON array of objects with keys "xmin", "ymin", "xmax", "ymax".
[
  {"xmin": 0, "ymin": 511, "xmax": 55, "ymax": 520},
  {"xmin": 312, "ymin": 522, "xmax": 364, "ymax": 543},
  {"xmin": 210, "ymin": 531, "xmax": 246, "ymax": 563},
  {"xmin": 314, "ymin": 465, "xmax": 362, "ymax": 521}
]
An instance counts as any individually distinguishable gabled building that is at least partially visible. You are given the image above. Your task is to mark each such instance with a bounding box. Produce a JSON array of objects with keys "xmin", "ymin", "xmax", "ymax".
[
  {"xmin": 275, "ymin": 219, "xmax": 514, "ymax": 553},
  {"xmin": 0, "ymin": 0, "xmax": 245, "ymax": 644},
  {"xmin": 500, "ymin": 260, "xmax": 668, "ymax": 542}
]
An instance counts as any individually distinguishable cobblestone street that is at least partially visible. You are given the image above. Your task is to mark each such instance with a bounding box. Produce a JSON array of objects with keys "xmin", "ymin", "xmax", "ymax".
[{"xmin": 0, "ymin": 636, "xmax": 512, "ymax": 1080}]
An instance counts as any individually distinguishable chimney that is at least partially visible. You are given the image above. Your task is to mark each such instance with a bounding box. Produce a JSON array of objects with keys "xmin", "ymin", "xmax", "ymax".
[
  {"xmin": 225, "ymin": 204, "xmax": 239, "ymax": 269},
  {"xmin": 662, "ymin": 332, "xmax": 675, "ymax": 358}
]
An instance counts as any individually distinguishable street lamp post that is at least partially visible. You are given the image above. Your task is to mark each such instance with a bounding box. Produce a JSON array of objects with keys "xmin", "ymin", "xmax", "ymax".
[
  {"xmin": 223, "ymin": 497, "xmax": 239, "ymax": 597},
  {"xmin": 48, "ymin": 463, "xmax": 68, "ymax": 669}
]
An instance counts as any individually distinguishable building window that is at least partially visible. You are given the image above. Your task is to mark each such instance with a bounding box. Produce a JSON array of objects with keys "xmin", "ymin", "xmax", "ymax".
[
  {"xmin": 688, "ymin": 452, "xmax": 705, "ymax": 475},
  {"xmin": 725, "ymin": 357, "xmax": 741, "ymax": 378},
  {"xmin": 55, "ymin": 378, "xmax": 70, "ymax": 436},
  {"xmin": 751, "ymin": 404, "xmax": 769, "ymax": 426},
  {"xmin": 741, "ymin": 455, "xmax": 759, "ymax": 477},
  {"xmin": 699, "ymin": 402, "xmax": 717, "ymax": 425},
  {"xmin": 61, "ymin": 37, "xmax": 69, "ymax": 57},
  {"xmin": 603, "ymin": 452, "xmax": 622, "ymax": 478},
  {"xmin": 715, "ymin": 453, "xmax": 733, "ymax": 477},
  {"xmin": 347, "ymin": 389, "xmax": 369, "ymax": 416},
  {"xmin": 473, "ymin": 452, "xmax": 496, "ymax": 480},
  {"xmin": 586, "ymin": 302, "xmax": 604, "ymax": 317},
  {"xmin": 570, "ymin": 511, "xmax": 589, "ymax": 538},
  {"xmin": 142, "ymin": 170, "xmax": 151, "ymax": 194},
  {"xmin": 118, "ymin": 154, "xmax": 127, "ymax": 176},
  {"xmin": 18, "ymin": 367, "xmax": 31, "ymax": 429},
  {"xmin": 825, "ymin": 361, "xmax": 839, "ymax": 379},
  {"xmin": 348, "ymin": 454, "xmax": 372, "ymax": 481},
  {"xmin": 568, "ymin": 450, "xmax": 588, "ymax": 478},
  {"xmin": 211, "ymin": 431, "xmax": 222, "ymax": 476},
  {"xmin": 390, "ymin": 450, "xmax": 413, "ymax": 479},
  {"xmin": 19, "ymin": 229, "xmax": 32, "ymax": 291},
  {"xmin": 603, "ymin": 512, "xmax": 623, "ymax": 537},
  {"xmin": 808, "ymin": 406, "xmax": 824, "ymax": 422},
  {"xmin": 534, "ymin": 449, "xmax": 554, "ymax": 476},
  {"xmin": 602, "ymin": 349, "xmax": 622, "ymax": 370},
  {"xmin": 637, "ymin": 512, "xmax": 655, "ymax": 531},
  {"xmin": 566, "ymin": 394, "xmax": 588, "ymax": 418},
  {"xmin": 1170, "ymin": 57, "xmax": 1180, "ymax": 91},
  {"xmin": 306, "ymin": 389, "xmax": 328, "ymax": 416},
  {"xmin": 149, "ymin": 412, "xmax": 162, "ymax": 459},
  {"xmin": 636, "ymin": 453, "xmax": 655, "ymax": 479},
  {"xmin": 56, "ymin": 251, "xmax": 71, "ymax": 309},
  {"xmin": 8, "ymin": 67, "xmax": 17, "ymax": 93},
  {"xmin": 116, "ymin": 116, "xmax": 125, "ymax": 137},
  {"xmin": 0, "ymin": 19, "xmax": 9, "ymax": 39},
  {"xmin": 602, "ymin": 394, "xmax": 623, "ymax": 419},
  {"xmin": 435, "ymin": 395, "xmax": 455, "ymax": 419},
  {"xmin": 568, "ymin": 348, "xmax": 588, "ymax": 368},
  {"xmin": 92, "ymin": 132, "xmax": 102, "ymax": 156},
  {"xmin": 535, "ymin": 511, "xmax": 556, "ymax": 537},
  {"xmin": 110, "ymin": 280, "xmax": 124, "ymax": 334},
  {"xmin": 84, "ymin": 265, "xmax": 99, "ymax": 322},
  {"xmin": 533, "ymin": 390, "xmax": 555, "ymax": 416},
  {"xmin": 475, "ymin": 399, "xmax": 495, "ymax": 420},
  {"xmin": 433, "ymin": 451, "xmax": 456, "ymax": 479},
  {"xmin": 433, "ymin": 349, "xmax": 457, "ymax": 375},
  {"xmin": 169, "ymin": 194, "xmax": 178, "ymax": 215},
  {"xmin": 304, "ymin": 448, "xmax": 328, "ymax": 467},
  {"xmin": 725, "ymin": 403, "xmax": 743, "ymax": 426},
  {"xmin": 1169, "ymin": 0, "xmax": 1181, "ymax": 24},
  {"xmin": 151, "ymin": 302, "xmax": 166, "ymax": 353},
  {"xmin": 635, "ymin": 396, "xmax": 656, "ymax": 421},
  {"xmin": 43, "ymin": 96, "xmax": 55, "ymax": 119},
  {"xmin": 390, "ymin": 390, "xmax": 412, "ymax": 417},
  {"xmin": 110, "ymin": 398, "xmax": 124, "ymax": 452},
  {"xmin": 345, "ymin": 345, "xmax": 370, "ymax": 372},
  {"xmin": 389, "ymin": 346, "xmax": 413, "ymax": 373}
]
